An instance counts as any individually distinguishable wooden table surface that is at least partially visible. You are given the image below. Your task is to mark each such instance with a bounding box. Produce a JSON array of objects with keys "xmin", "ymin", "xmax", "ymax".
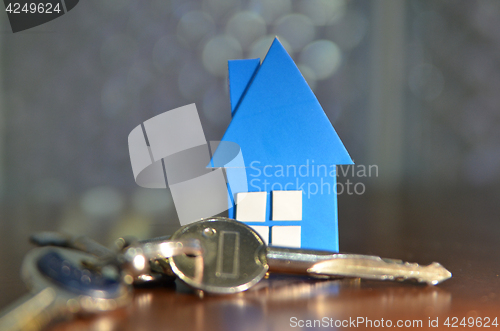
[{"xmin": 2, "ymin": 189, "xmax": 500, "ymax": 330}]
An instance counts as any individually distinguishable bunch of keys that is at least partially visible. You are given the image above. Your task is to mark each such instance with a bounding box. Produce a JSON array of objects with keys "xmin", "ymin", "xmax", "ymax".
[
  {"xmin": 32, "ymin": 217, "xmax": 452, "ymax": 293},
  {"xmin": 0, "ymin": 236, "xmax": 202, "ymax": 331},
  {"xmin": 0, "ymin": 247, "xmax": 131, "ymax": 331},
  {"xmin": 0, "ymin": 217, "xmax": 452, "ymax": 330}
]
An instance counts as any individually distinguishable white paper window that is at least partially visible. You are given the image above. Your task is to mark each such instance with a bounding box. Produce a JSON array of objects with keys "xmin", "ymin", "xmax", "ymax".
[
  {"xmin": 272, "ymin": 190, "xmax": 302, "ymax": 221},
  {"xmin": 271, "ymin": 226, "xmax": 301, "ymax": 248},
  {"xmin": 236, "ymin": 190, "xmax": 303, "ymax": 248},
  {"xmin": 235, "ymin": 192, "xmax": 267, "ymax": 222}
]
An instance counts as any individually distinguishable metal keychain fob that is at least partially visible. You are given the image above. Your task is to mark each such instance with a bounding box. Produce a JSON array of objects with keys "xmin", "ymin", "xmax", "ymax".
[{"xmin": 169, "ymin": 218, "xmax": 269, "ymax": 294}]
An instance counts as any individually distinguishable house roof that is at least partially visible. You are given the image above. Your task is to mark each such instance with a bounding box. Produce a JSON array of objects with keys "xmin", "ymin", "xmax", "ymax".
[
  {"xmin": 228, "ymin": 58, "xmax": 260, "ymax": 117},
  {"xmin": 210, "ymin": 38, "xmax": 353, "ymax": 168}
]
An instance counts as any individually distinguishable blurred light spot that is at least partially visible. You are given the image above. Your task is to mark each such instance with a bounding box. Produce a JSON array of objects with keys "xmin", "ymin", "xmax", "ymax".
[
  {"xmin": 108, "ymin": 214, "xmax": 152, "ymax": 243},
  {"xmin": 226, "ymin": 11, "xmax": 266, "ymax": 50},
  {"xmin": 150, "ymin": 0, "xmax": 172, "ymax": 17},
  {"xmin": 202, "ymin": 0, "xmax": 241, "ymax": 20},
  {"xmin": 178, "ymin": 60, "xmax": 212, "ymax": 98},
  {"xmin": 274, "ymin": 14, "xmax": 315, "ymax": 52},
  {"xmin": 126, "ymin": 12, "xmax": 148, "ymax": 37},
  {"xmin": 126, "ymin": 10, "xmax": 165, "ymax": 39},
  {"xmin": 95, "ymin": 0, "xmax": 131, "ymax": 12},
  {"xmin": 467, "ymin": 49, "xmax": 493, "ymax": 85},
  {"xmin": 249, "ymin": 35, "xmax": 293, "ymax": 60},
  {"xmin": 298, "ymin": 0, "xmax": 346, "ymax": 26},
  {"xmin": 416, "ymin": 11, "xmax": 446, "ymax": 46},
  {"xmin": 101, "ymin": 35, "xmax": 138, "ymax": 70},
  {"xmin": 300, "ymin": 40, "xmax": 342, "ymax": 80},
  {"xmin": 177, "ymin": 11, "xmax": 216, "ymax": 47},
  {"xmin": 124, "ymin": 274, "xmax": 134, "ymax": 284},
  {"xmin": 460, "ymin": 97, "xmax": 493, "ymax": 144},
  {"xmin": 133, "ymin": 255, "xmax": 146, "ymax": 272},
  {"xmin": 463, "ymin": 145, "xmax": 500, "ymax": 186},
  {"xmin": 136, "ymin": 293, "xmax": 153, "ymax": 309},
  {"xmin": 327, "ymin": 11, "xmax": 368, "ymax": 50},
  {"xmin": 126, "ymin": 62, "xmax": 152, "ymax": 112},
  {"xmin": 407, "ymin": 42, "xmax": 425, "ymax": 67},
  {"xmin": 338, "ymin": 63, "xmax": 367, "ymax": 102},
  {"xmin": 159, "ymin": 242, "xmax": 177, "ymax": 257},
  {"xmin": 127, "ymin": 61, "xmax": 153, "ymax": 91},
  {"xmin": 202, "ymin": 85, "xmax": 231, "ymax": 126},
  {"xmin": 93, "ymin": 317, "xmax": 115, "ymax": 331},
  {"xmin": 132, "ymin": 188, "xmax": 171, "ymax": 217},
  {"xmin": 80, "ymin": 186, "xmax": 125, "ymax": 218},
  {"xmin": 102, "ymin": 76, "xmax": 136, "ymax": 117},
  {"xmin": 408, "ymin": 64, "xmax": 444, "ymax": 101},
  {"xmin": 31, "ymin": 178, "xmax": 69, "ymax": 205},
  {"xmin": 152, "ymin": 36, "xmax": 183, "ymax": 74},
  {"xmin": 297, "ymin": 64, "xmax": 317, "ymax": 90},
  {"xmin": 202, "ymin": 35, "xmax": 242, "ymax": 76},
  {"xmin": 248, "ymin": 0, "xmax": 291, "ymax": 24}
]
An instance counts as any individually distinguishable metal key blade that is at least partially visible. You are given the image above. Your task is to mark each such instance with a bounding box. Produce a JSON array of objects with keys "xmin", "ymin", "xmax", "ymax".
[
  {"xmin": 307, "ymin": 254, "xmax": 452, "ymax": 285},
  {"xmin": 0, "ymin": 288, "xmax": 58, "ymax": 331}
]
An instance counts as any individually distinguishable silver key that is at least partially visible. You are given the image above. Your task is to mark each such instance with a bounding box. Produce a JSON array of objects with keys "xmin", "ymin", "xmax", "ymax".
[
  {"xmin": 267, "ymin": 248, "xmax": 452, "ymax": 285},
  {"xmin": 0, "ymin": 247, "xmax": 131, "ymax": 331},
  {"xmin": 169, "ymin": 217, "xmax": 452, "ymax": 294}
]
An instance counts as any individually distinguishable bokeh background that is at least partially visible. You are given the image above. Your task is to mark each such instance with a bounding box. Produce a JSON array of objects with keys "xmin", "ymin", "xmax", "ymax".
[{"xmin": 1, "ymin": 0, "xmax": 499, "ymax": 309}]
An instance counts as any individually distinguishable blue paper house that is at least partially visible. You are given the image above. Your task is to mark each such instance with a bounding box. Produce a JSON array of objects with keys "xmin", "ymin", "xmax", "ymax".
[{"xmin": 210, "ymin": 38, "xmax": 352, "ymax": 252}]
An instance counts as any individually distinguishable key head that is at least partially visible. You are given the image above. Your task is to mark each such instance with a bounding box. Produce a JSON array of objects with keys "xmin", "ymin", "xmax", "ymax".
[
  {"xmin": 22, "ymin": 247, "xmax": 131, "ymax": 313},
  {"xmin": 169, "ymin": 217, "xmax": 268, "ymax": 294}
]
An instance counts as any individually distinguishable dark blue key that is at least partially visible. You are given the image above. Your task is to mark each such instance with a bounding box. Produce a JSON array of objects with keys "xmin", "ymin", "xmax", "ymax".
[
  {"xmin": 0, "ymin": 247, "xmax": 132, "ymax": 331},
  {"xmin": 36, "ymin": 250, "xmax": 122, "ymax": 298}
]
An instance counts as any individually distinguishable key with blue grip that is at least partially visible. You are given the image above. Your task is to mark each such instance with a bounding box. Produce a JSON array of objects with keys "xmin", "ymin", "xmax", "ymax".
[{"xmin": 0, "ymin": 247, "xmax": 132, "ymax": 331}]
